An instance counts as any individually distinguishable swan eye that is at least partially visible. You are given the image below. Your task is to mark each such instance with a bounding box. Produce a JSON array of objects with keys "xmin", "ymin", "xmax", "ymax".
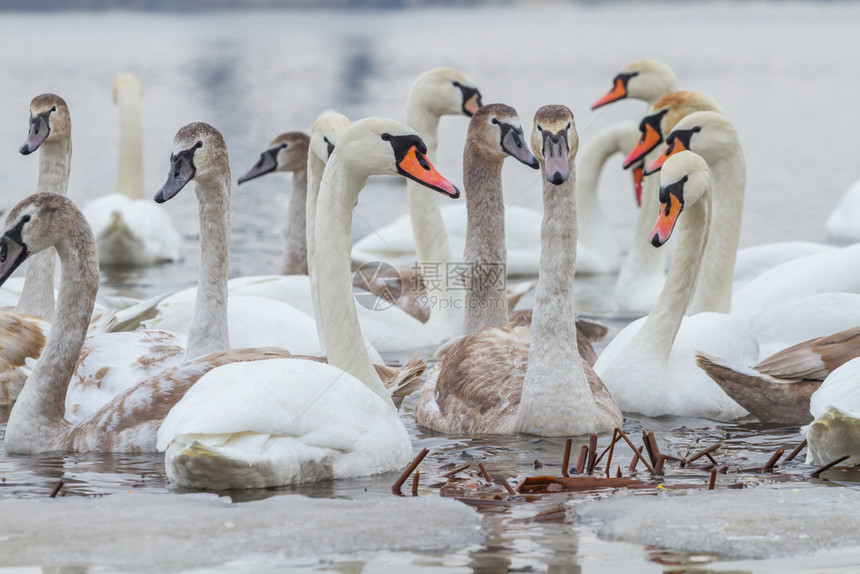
[
  {"xmin": 51, "ymin": 106, "xmax": 57, "ymax": 112},
  {"xmin": 566, "ymin": 122, "xmax": 571, "ymax": 131},
  {"xmin": 281, "ymin": 143, "xmax": 289, "ymax": 150},
  {"xmin": 491, "ymin": 118, "xmax": 499, "ymax": 125},
  {"xmin": 381, "ymin": 133, "xmax": 391, "ymax": 141},
  {"xmin": 195, "ymin": 141, "xmax": 203, "ymax": 149},
  {"xmin": 537, "ymin": 125, "xmax": 544, "ymax": 133},
  {"xmin": 21, "ymin": 215, "xmax": 30, "ymax": 224},
  {"xmin": 452, "ymin": 81, "xmax": 461, "ymax": 88}
]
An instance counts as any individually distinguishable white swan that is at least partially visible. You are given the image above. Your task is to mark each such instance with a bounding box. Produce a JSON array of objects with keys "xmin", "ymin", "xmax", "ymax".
[
  {"xmin": 594, "ymin": 151, "xmax": 758, "ymax": 420},
  {"xmin": 156, "ymin": 117, "xmax": 461, "ymax": 489},
  {"xmin": 617, "ymin": 91, "xmax": 726, "ymax": 314},
  {"xmin": 416, "ymin": 105, "xmax": 621, "ymax": 435},
  {"xmin": 81, "ymin": 74, "xmax": 183, "ymax": 267}
]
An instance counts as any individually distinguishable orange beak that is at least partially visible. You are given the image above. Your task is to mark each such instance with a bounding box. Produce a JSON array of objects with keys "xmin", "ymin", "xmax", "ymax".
[
  {"xmin": 397, "ymin": 145, "xmax": 460, "ymax": 198},
  {"xmin": 651, "ymin": 193, "xmax": 684, "ymax": 247},
  {"xmin": 592, "ymin": 77, "xmax": 628, "ymax": 110},
  {"xmin": 463, "ymin": 92, "xmax": 481, "ymax": 116},
  {"xmin": 623, "ymin": 123, "xmax": 662, "ymax": 169},
  {"xmin": 645, "ymin": 138, "xmax": 687, "ymax": 176},
  {"xmin": 632, "ymin": 164, "xmax": 644, "ymax": 207}
]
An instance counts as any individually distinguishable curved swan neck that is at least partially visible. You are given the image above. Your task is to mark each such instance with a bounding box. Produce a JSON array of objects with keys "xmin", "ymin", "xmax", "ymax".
[
  {"xmin": 5, "ymin": 217, "xmax": 99, "ymax": 453},
  {"xmin": 306, "ymin": 152, "xmax": 326, "ymax": 353},
  {"xmin": 280, "ymin": 168, "xmax": 309, "ymax": 275},
  {"xmin": 517, "ymin": 167, "xmax": 600, "ymax": 435},
  {"xmin": 184, "ymin": 172, "xmax": 231, "ymax": 360},
  {"xmin": 17, "ymin": 136, "xmax": 72, "ymax": 320},
  {"xmin": 688, "ymin": 146, "xmax": 745, "ymax": 315},
  {"xmin": 116, "ymin": 95, "xmax": 144, "ymax": 200},
  {"xmin": 628, "ymin": 192, "xmax": 711, "ymax": 361},
  {"xmin": 462, "ymin": 147, "xmax": 508, "ymax": 335},
  {"xmin": 314, "ymin": 159, "xmax": 393, "ymax": 407}
]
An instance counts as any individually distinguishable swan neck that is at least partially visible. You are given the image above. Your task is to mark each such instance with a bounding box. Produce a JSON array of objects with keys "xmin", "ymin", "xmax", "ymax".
[
  {"xmin": 185, "ymin": 173, "xmax": 231, "ymax": 359},
  {"xmin": 462, "ymin": 147, "xmax": 508, "ymax": 335},
  {"xmin": 688, "ymin": 148, "xmax": 745, "ymax": 315},
  {"xmin": 306, "ymin": 152, "xmax": 326, "ymax": 352},
  {"xmin": 280, "ymin": 168, "xmax": 309, "ymax": 275},
  {"xmin": 5, "ymin": 221, "xmax": 98, "ymax": 453},
  {"xmin": 116, "ymin": 97, "xmax": 144, "ymax": 200},
  {"xmin": 17, "ymin": 136, "xmax": 72, "ymax": 320},
  {"xmin": 314, "ymin": 159, "xmax": 393, "ymax": 407},
  {"xmin": 631, "ymin": 192, "xmax": 711, "ymax": 360},
  {"xmin": 518, "ymin": 169, "xmax": 600, "ymax": 435}
]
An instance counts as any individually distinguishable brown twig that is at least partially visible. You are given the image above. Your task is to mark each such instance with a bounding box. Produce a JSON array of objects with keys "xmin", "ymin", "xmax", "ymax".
[
  {"xmin": 411, "ymin": 470, "xmax": 420, "ymax": 496},
  {"xmin": 587, "ymin": 434, "xmax": 598, "ymax": 474},
  {"xmin": 643, "ymin": 430, "xmax": 660, "ymax": 466},
  {"xmin": 687, "ymin": 443, "xmax": 722, "ymax": 464},
  {"xmin": 593, "ymin": 429, "xmax": 620, "ymax": 469},
  {"xmin": 628, "ymin": 446, "xmax": 644, "ymax": 472},
  {"xmin": 617, "ymin": 429, "xmax": 656, "ymax": 475},
  {"xmin": 575, "ymin": 445, "xmax": 588, "ymax": 474},
  {"xmin": 441, "ymin": 463, "xmax": 471, "ymax": 478},
  {"xmin": 503, "ymin": 479, "xmax": 517, "ymax": 496},
  {"xmin": 391, "ymin": 448, "xmax": 429, "ymax": 494},
  {"xmin": 655, "ymin": 454, "xmax": 666, "ymax": 476},
  {"xmin": 811, "ymin": 454, "xmax": 851, "ymax": 478},
  {"xmin": 49, "ymin": 480, "xmax": 63, "ymax": 498},
  {"xmin": 760, "ymin": 449, "xmax": 784, "ymax": 473},
  {"xmin": 561, "ymin": 438, "xmax": 572, "ymax": 478},
  {"xmin": 784, "ymin": 439, "xmax": 807, "ymax": 462},
  {"xmin": 708, "ymin": 469, "xmax": 717, "ymax": 490},
  {"xmin": 478, "ymin": 463, "xmax": 493, "ymax": 483},
  {"xmin": 616, "ymin": 466, "xmax": 622, "ymax": 478}
]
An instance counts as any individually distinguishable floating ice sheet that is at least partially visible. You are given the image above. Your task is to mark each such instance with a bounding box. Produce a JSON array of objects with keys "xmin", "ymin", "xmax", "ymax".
[
  {"xmin": 574, "ymin": 486, "xmax": 860, "ymax": 559},
  {"xmin": 0, "ymin": 492, "xmax": 485, "ymax": 571}
]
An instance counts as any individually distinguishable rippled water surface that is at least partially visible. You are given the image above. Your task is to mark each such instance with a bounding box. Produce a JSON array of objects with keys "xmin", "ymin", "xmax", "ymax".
[{"xmin": 1, "ymin": 2, "xmax": 860, "ymax": 572}]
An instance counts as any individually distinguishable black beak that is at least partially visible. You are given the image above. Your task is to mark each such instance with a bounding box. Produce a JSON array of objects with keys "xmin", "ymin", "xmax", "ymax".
[
  {"xmin": 155, "ymin": 150, "xmax": 196, "ymax": 204},
  {"xmin": 20, "ymin": 114, "xmax": 50, "ymax": 155},
  {"xmin": 0, "ymin": 236, "xmax": 29, "ymax": 286},
  {"xmin": 237, "ymin": 147, "xmax": 279, "ymax": 185}
]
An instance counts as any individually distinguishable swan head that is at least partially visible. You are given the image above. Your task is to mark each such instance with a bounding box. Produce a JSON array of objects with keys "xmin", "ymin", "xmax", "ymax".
[
  {"xmin": 19, "ymin": 94, "xmax": 71, "ymax": 155},
  {"xmin": 237, "ymin": 132, "xmax": 310, "ymax": 185},
  {"xmin": 0, "ymin": 193, "xmax": 88, "ymax": 285},
  {"xmin": 592, "ymin": 59, "xmax": 678, "ymax": 110},
  {"xmin": 623, "ymin": 91, "xmax": 725, "ymax": 169},
  {"xmin": 155, "ymin": 122, "xmax": 229, "ymax": 203},
  {"xmin": 409, "ymin": 67, "xmax": 483, "ymax": 118},
  {"xmin": 113, "ymin": 73, "xmax": 142, "ymax": 105},
  {"xmin": 651, "ymin": 150, "xmax": 711, "ymax": 247},
  {"xmin": 467, "ymin": 104, "xmax": 539, "ymax": 169},
  {"xmin": 333, "ymin": 117, "xmax": 460, "ymax": 198},
  {"xmin": 644, "ymin": 111, "xmax": 739, "ymax": 175},
  {"xmin": 310, "ymin": 112, "xmax": 351, "ymax": 164},
  {"xmin": 530, "ymin": 105, "xmax": 578, "ymax": 185}
]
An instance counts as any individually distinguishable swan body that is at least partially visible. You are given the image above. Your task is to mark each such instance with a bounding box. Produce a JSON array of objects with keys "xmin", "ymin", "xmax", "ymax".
[
  {"xmin": 81, "ymin": 74, "xmax": 183, "ymax": 267},
  {"xmin": 595, "ymin": 151, "xmax": 757, "ymax": 420},
  {"xmin": 803, "ymin": 357, "xmax": 860, "ymax": 465},
  {"xmin": 733, "ymin": 241, "xmax": 836, "ymax": 292},
  {"xmin": 416, "ymin": 105, "xmax": 621, "ymax": 436},
  {"xmin": 158, "ymin": 117, "xmax": 458, "ymax": 488}
]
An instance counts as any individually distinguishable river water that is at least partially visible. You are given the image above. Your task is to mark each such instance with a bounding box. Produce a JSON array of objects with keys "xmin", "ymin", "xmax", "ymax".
[{"xmin": 1, "ymin": 2, "xmax": 860, "ymax": 572}]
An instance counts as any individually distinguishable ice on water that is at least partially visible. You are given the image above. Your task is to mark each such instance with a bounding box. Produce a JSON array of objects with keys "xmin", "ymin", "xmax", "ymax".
[
  {"xmin": 574, "ymin": 486, "xmax": 860, "ymax": 559},
  {"xmin": 0, "ymin": 492, "xmax": 485, "ymax": 571}
]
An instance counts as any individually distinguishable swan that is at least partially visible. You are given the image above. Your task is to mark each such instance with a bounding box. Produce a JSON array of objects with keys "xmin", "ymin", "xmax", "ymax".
[
  {"xmin": 156, "ymin": 117, "xmax": 461, "ymax": 489},
  {"xmin": 236, "ymin": 130, "xmax": 311, "ymax": 275},
  {"xmin": 594, "ymin": 151, "xmax": 758, "ymax": 420},
  {"xmin": 416, "ymin": 105, "xmax": 622, "ymax": 435},
  {"xmin": 803, "ymin": 358, "xmax": 860, "ymax": 465},
  {"xmin": 81, "ymin": 74, "xmax": 183, "ymax": 267},
  {"xmin": 618, "ymin": 91, "xmax": 726, "ymax": 314}
]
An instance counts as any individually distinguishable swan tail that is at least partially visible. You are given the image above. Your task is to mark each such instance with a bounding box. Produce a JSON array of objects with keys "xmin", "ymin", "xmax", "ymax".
[
  {"xmin": 376, "ymin": 353, "xmax": 427, "ymax": 409},
  {"xmin": 696, "ymin": 352, "xmax": 819, "ymax": 424},
  {"xmin": 109, "ymin": 292, "xmax": 174, "ymax": 332}
]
